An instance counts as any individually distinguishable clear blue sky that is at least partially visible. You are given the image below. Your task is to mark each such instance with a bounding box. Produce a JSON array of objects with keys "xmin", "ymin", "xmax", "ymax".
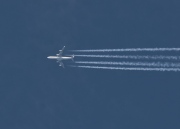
[{"xmin": 1, "ymin": 0, "xmax": 180, "ymax": 129}]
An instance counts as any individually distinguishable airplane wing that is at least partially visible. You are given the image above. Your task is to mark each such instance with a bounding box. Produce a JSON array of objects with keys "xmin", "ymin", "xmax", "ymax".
[
  {"xmin": 59, "ymin": 61, "xmax": 64, "ymax": 68},
  {"xmin": 58, "ymin": 46, "xmax": 65, "ymax": 56}
]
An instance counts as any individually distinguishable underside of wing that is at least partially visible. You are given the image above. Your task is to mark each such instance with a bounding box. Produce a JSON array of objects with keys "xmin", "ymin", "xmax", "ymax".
[
  {"xmin": 59, "ymin": 61, "xmax": 64, "ymax": 68},
  {"xmin": 58, "ymin": 46, "xmax": 65, "ymax": 56}
]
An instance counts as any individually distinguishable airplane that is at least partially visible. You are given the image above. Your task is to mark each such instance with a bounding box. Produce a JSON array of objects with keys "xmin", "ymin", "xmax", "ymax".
[{"xmin": 47, "ymin": 46, "xmax": 74, "ymax": 68}]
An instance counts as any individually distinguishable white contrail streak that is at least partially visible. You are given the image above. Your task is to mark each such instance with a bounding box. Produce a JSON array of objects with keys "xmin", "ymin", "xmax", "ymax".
[
  {"xmin": 69, "ymin": 65, "xmax": 180, "ymax": 72},
  {"xmin": 73, "ymin": 55, "xmax": 180, "ymax": 60},
  {"xmin": 75, "ymin": 61, "xmax": 180, "ymax": 68},
  {"xmin": 70, "ymin": 48, "xmax": 180, "ymax": 52}
]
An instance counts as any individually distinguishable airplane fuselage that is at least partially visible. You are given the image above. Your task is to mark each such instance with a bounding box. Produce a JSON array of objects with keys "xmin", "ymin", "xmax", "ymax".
[{"xmin": 47, "ymin": 56, "xmax": 73, "ymax": 61}]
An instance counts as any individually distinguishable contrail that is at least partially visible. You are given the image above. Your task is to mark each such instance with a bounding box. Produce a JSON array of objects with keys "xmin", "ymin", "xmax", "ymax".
[
  {"xmin": 69, "ymin": 65, "xmax": 180, "ymax": 72},
  {"xmin": 70, "ymin": 48, "xmax": 180, "ymax": 52},
  {"xmin": 75, "ymin": 61, "xmax": 180, "ymax": 68},
  {"xmin": 73, "ymin": 55, "xmax": 180, "ymax": 60}
]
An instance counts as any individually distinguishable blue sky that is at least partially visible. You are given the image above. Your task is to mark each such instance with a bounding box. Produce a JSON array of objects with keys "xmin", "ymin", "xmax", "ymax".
[{"xmin": 1, "ymin": 0, "xmax": 180, "ymax": 129}]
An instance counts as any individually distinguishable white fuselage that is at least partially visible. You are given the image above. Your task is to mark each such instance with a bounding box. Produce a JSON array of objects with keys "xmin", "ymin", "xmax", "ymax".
[{"xmin": 47, "ymin": 56, "xmax": 73, "ymax": 61}]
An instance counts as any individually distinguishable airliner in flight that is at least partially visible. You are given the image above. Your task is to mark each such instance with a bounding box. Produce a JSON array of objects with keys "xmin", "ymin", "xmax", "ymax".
[{"xmin": 47, "ymin": 46, "xmax": 74, "ymax": 68}]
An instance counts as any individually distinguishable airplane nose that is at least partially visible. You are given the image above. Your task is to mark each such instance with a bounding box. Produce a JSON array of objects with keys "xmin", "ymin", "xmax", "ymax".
[{"xmin": 47, "ymin": 56, "xmax": 50, "ymax": 59}]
